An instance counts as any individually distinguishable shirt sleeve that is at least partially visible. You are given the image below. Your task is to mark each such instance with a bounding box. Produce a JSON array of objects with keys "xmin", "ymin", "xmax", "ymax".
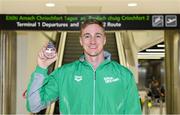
[
  {"xmin": 124, "ymin": 72, "xmax": 142, "ymax": 114},
  {"xmin": 26, "ymin": 66, "xmax": 60, "ymax": 113}
]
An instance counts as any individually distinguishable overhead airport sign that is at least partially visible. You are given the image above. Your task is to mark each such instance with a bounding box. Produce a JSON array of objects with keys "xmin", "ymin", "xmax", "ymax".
[{"xmin": 0, "ymin": 14, "xmax": 179, "ymax": 30}]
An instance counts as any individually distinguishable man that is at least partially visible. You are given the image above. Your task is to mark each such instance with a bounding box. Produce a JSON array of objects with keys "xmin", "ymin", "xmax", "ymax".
[{"xmin": 26, "ymin": 19, "xmax": 142, "ymax": 114}]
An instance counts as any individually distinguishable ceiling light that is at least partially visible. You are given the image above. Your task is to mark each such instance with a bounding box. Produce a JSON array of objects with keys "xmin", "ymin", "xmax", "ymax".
[
  {"xmin": 128, "ymin": 3, "xmax": 137, "ymax": 7},
  {"xmin": 46, "ymin": 2, "xmax": 55, "ymax": 7},
  {"xmin": 157, "ymin": 44, "xmax": 165, "ymax": 48},
  {"xmin": 138, "ymin": 52, "xmax": 165, "ymax": 55},
  {"xmin": 146, "ymin": 49, "xmax": 165, "ymax": 52}
]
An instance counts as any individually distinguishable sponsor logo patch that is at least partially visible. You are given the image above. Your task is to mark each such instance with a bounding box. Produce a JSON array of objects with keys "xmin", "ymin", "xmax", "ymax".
[
  {"xmin": 104, "ymin": 77, "xmax": 119, "ymax": 83},
  {"xmin": 74, "ymin": 75, "xmax": 82, "ymax": 82}
]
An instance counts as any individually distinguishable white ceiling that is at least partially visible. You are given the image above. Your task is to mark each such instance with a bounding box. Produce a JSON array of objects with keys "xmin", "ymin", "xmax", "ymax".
[
  {"xmin": 0, "ymin": 0, "xmax": 180, "ymax": 14},
  {"xmin": 132, "ymin": 30, "xmax": 164, "ymax": 51}
]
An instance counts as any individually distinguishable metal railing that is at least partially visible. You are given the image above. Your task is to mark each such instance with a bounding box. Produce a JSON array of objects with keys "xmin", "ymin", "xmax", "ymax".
[{"xmin": 45, "ymin": 32, "xmax": 67, "ymax": 114}]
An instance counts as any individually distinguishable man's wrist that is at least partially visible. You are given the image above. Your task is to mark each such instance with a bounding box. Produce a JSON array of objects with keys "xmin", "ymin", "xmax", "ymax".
[
  {"xmin": 37, "ymin": 64, "xmax": 48, "ymax": 69},
  {"xmin": 35, "ymin": 65, "xmax": 48, "ymax": 74}
]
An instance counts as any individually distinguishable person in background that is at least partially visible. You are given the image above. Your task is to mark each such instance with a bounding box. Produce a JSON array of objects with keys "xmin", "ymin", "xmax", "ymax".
[{"xmin": 26, "ymin": 19, "xmax": 142, "ymax": 114}]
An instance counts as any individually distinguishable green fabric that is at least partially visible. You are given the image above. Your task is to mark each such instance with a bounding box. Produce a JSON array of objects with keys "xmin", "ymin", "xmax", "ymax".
[{"xmin": 27, "ymin": 60, "xmax": 142, "ymax": 114}]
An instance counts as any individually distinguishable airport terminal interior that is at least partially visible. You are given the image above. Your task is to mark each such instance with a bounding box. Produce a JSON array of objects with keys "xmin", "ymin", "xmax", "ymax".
[{"xmin": 0, "ymin": 0, "xmax": 180, "ymax": 114}]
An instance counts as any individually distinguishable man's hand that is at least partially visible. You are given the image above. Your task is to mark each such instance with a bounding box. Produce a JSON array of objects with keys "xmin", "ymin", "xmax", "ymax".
[{"xmin": 37, "ymin": 43, "xmax": 58, "ymax": 69}]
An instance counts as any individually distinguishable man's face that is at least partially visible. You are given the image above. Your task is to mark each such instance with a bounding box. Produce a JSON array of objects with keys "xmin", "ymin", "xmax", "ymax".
[{"xmin": 80, "ymin": 24, "xmax": 106, "ymax": 57}]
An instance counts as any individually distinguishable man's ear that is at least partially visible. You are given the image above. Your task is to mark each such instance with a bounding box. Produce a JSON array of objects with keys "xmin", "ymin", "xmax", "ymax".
[
  {"xmin": 103, "ymin": 36, "xmax": 106, "ymax": 45},
  {"xmin": 80, "ymin": 37, "xmax": 83, "ymax": 46}
]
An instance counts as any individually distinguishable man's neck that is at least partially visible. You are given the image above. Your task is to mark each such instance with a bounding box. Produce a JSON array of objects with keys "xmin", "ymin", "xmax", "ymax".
[{"xmin": 85, "ymin": 52, "xmax": 104, "ymax": 70}]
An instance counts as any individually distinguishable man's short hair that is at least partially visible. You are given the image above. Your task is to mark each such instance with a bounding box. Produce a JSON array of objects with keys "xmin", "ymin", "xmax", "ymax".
[{"xmin": 80, "ymin": 19, "xmax": 105, "ymax": 34}]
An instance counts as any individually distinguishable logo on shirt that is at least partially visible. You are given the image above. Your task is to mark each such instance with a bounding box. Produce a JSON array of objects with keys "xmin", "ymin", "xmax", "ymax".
[
  {"xmin": 104, "ymin": 77, "xmax": 119, "ymax": 84},
  {"xmin": 74, "ymin": 75, "xmax": 82, "ymax": 82}
]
